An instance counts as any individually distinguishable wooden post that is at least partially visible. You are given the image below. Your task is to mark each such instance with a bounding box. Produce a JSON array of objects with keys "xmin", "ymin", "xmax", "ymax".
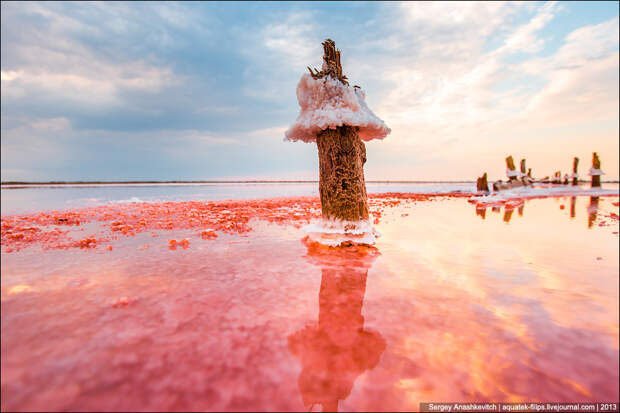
[
  {"xmin": 591, "ymin": 152, "xmax": 601, "ymax": 188},
  {"xmin": 570, "ymin": 196, "xmax": 576, "ymax": 218},
  {"xmin": 520, "ymin": 159, "xmax": 530, "ymax": 184},
  {"xmin": 572, "ymin": 157, "xmax": 579, "ymax": 186},
  {"xmin": 310, "ymin": 40, "xmax": 370, "ymax": 222},
  {"xmin": 476, "ymin": 172, "xmax": 489, "ymax": 192},
  {"xmin": 506, "ymin": 156, "xmax": 517, "ymax": 182}
]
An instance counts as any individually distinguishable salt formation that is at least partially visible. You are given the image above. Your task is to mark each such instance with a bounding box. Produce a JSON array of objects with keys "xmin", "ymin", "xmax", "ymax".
[
  {"xmin": 285, "ymin": 74, "xmax": 390, "ymax": 143},
  {"xmin": 285, "ymin": 39, "xmax": 390, "ymax": 245}
]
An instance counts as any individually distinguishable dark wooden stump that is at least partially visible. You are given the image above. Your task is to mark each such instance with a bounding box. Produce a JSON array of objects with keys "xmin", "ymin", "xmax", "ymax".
[
  {"xmin": 317, "ymin": 126, "xmax": 369, "ymax": 221},
  {"xmin": 476, "ymin": 172, "xmax": 489, "ymax": 192}
]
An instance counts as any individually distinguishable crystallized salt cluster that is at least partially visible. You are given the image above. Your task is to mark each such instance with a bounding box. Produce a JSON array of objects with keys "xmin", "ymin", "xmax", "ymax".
[{"xmin": 285, "ymin": 74, "xmax": 390, "ymax": 143}]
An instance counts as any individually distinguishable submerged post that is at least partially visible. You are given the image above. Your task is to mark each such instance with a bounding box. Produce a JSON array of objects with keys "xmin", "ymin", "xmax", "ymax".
[
  {"xmin": 590, "ymin": 152, "xmax": 603, "ymax": 188},
  {"xmin": 286, "ymin": 39, "xmax": 390, "ymax": 230}
]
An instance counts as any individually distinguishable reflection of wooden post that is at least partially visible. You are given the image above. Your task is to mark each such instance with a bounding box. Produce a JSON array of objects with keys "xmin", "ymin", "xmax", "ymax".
[
  {"xmin": 476, "ymin": 206, "xmax": 486, "ymax": 219},
  {"xmin": 503, "ymin": 207, "xmax": 514, "ymax": 223},
  {"xmin": 518, "ymin": 204, "xmax": 524, "ymax": 216},
  {"xmin": 588, "ymin": 196, "xmax": 599, "ymax": 228},
  {"xmin": 591, "ymin": 152, "xmax": 601, "ymax": 188},
  {"xmin": 572, "ymin": 157, "xmax": 579, "ymax": 186},
  {"xmin": 289, "ymin": 240, "xmax": 385, "ymax": 412},
  {"xmin": 476, "ymin": 172, "xmax": 489, "ymax": 192},
  {"xmin": 570, "ymin": 196, "xmax": 576, "ymax": 218}
]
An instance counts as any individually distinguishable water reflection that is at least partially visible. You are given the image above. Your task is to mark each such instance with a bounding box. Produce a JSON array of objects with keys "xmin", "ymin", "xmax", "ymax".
[
  {"xmin": 588, "ymin": 197, "xmax": 599, "ymax": 228},
  {"xmin": 288, "ymin": 239, "xmax": 386, "ymax": 412},
  {"xmin": 472, "ymin": 197, "xmax": 608, "ymax": 228}
]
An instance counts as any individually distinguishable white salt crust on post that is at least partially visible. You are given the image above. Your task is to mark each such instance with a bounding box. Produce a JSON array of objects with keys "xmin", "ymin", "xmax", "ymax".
[
  {"xmin": 285, "ymin": 74, "xmax": 390, "ymax": 143},
  {"xmin": 506, "ymin": 168, "xmax": 524, "ymax": 178}
]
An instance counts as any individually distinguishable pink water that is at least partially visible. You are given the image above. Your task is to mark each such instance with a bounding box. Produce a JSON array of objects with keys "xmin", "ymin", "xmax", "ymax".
[{"xmin": 1, "ymin": 189, "xmax": 619, "ymax": 411}]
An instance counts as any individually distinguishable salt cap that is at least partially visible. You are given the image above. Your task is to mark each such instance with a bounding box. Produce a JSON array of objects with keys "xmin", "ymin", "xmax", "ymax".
[{"xmin": 285, "ymin": 74, "xmax": 390, "ymax": 143}]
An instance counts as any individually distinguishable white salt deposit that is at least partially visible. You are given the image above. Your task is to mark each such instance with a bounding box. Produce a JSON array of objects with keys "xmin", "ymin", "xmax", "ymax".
[
  {"xmin": 506, "ymin": 169, "xmax": 523, "ymax": 178},
  {"xmin": 285, "ymin": 74, "xmax": 390, "ymax": 143},
  {"xmin": 588, "ymin": 168, "xmax": 605, "ymax": 176},
  {"xmin": 303, "ymin": 218, "xmax": 379, "ymax": 246},
  {"xmin": 470, "ymin": 185, "xmax": 619, "ymax": 204}
]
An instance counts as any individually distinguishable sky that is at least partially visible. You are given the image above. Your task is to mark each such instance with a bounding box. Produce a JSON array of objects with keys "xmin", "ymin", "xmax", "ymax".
[{"xmin": 1, "ymin": 1, "xmax": 618, "ymax": 181}]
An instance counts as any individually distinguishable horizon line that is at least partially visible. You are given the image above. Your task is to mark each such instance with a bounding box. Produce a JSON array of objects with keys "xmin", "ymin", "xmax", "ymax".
[{"xmin": 2, "ymin": 179, "xmax": 619, "ymax": 186}]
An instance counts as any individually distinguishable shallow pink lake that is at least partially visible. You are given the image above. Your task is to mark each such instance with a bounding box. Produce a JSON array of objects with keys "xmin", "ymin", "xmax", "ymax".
[{"xmin": 1, "ymin": 184, "xmax": 619, "ymax": 411}]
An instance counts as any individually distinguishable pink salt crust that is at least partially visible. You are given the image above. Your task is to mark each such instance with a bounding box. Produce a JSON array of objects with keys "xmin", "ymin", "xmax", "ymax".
[
  {"xmin": 2, "ymin": 192, "xmax": 618, "ymax": 253},
  {"xmin": 285, "ymin": 74, "xmax": 390, "ymax": 143}
]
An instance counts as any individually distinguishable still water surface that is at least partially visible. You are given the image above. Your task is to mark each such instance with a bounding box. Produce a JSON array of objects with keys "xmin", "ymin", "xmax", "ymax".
[{"xmin": 1, "ymin": 184, "xmax": 618, "ymax": 411}]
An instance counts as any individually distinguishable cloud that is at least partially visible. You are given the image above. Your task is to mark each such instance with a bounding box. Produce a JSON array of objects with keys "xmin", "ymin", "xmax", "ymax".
[{"xmin": 1, "ymin": 2, "xmax": 617, "ymax": 181}]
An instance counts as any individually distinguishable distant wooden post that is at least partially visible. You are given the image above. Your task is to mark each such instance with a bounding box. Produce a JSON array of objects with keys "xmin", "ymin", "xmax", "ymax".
[
  {"xmin": 520, "ymin": 159, "xmax": 530, "ymax": 184},
  {"xmin": 527, "ymin": 168, "xmax": 532, "ymax": 178},
  {"xmin": 572, "ymin": 157, "xmax": 579, "ymax": 186},
  {"xmin": 506, "ymin": 156, "xmax": 518, "ymax": 181},
  {"xmin": 590, "ymin": 152, "xmax": 602, "ymax": 188},
  {"xmin": 476, "ymin": 172, "xmax": 489, "ymax": 192}
]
